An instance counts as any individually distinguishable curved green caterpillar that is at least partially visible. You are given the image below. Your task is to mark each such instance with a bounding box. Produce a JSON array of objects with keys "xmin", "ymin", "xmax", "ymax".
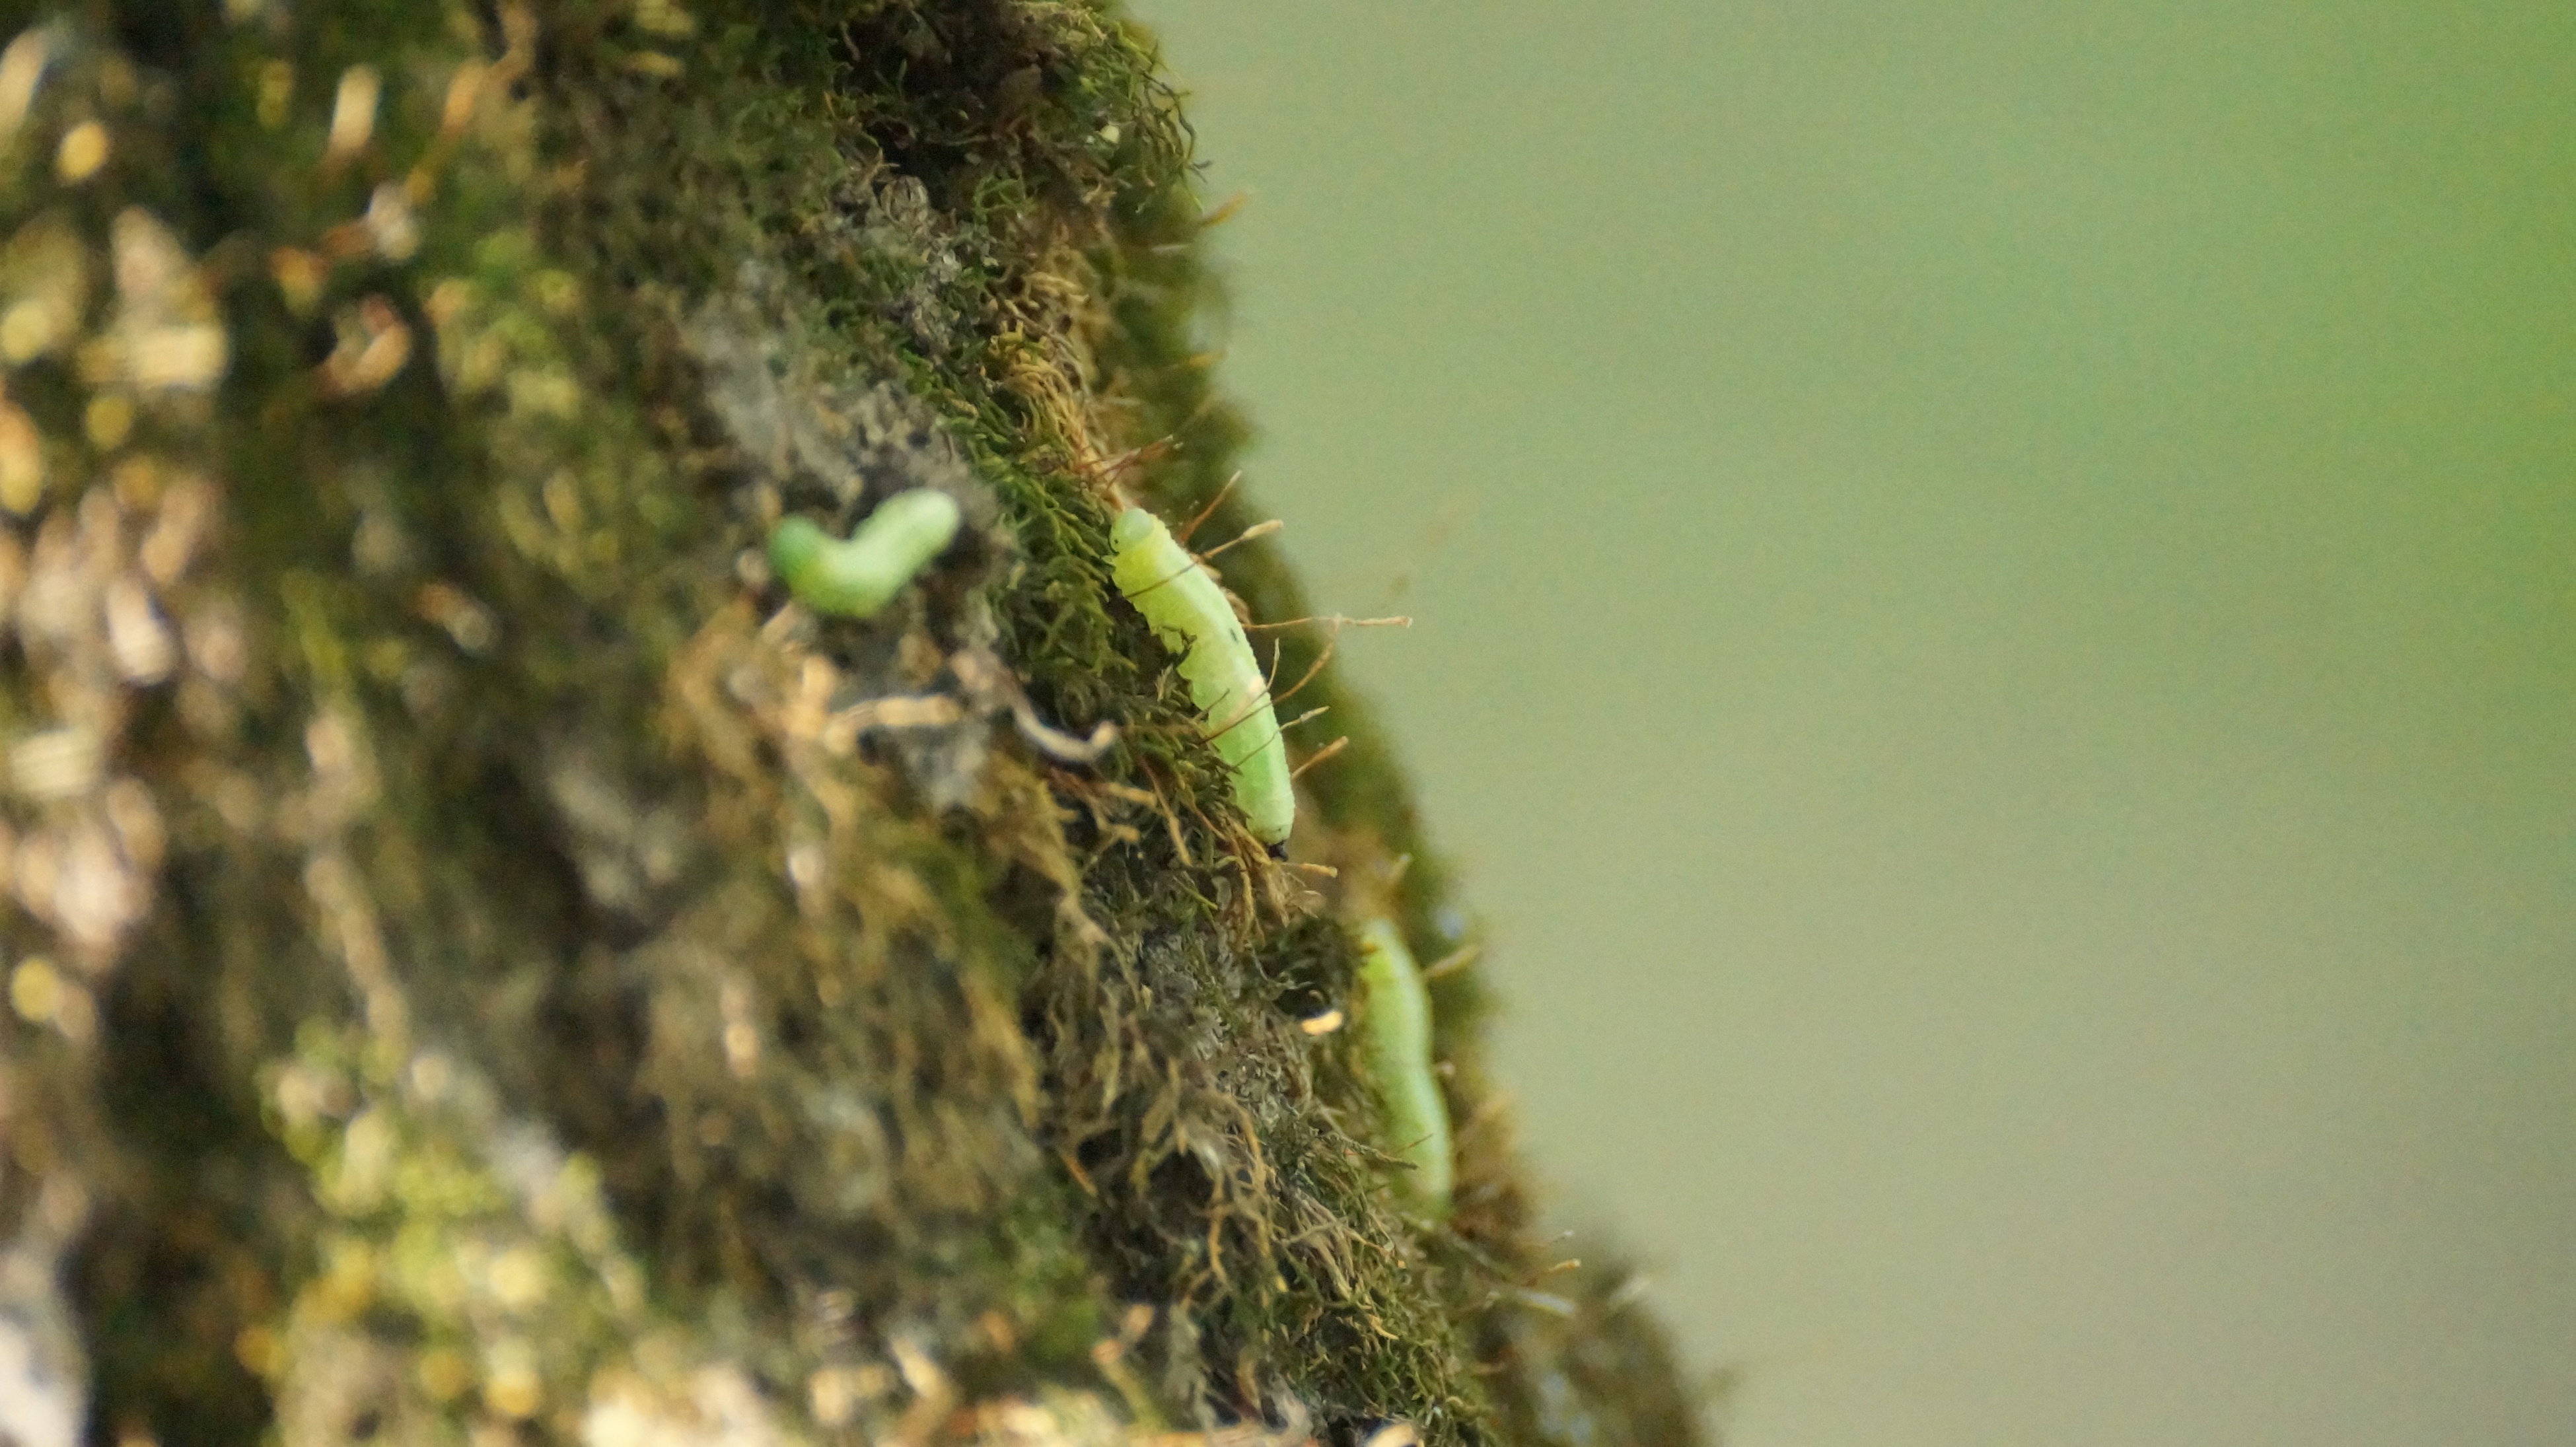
[
  {"xmin": 768, "ymin": 489, "xmax": 963, "ymax": 618},
  {"xmin": 1357, "ymin": 917, "xmax": 1452, "ymax": 1215},
  {"xmin": 1108, "ymin": 506, "xmax": 1295, "ymax": 846}
]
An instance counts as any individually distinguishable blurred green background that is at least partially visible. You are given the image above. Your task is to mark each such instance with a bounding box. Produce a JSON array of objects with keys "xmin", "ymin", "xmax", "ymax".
[{"xmin": 1134, "ymin": 4, "xmax": 2574, "ymax": 1446}]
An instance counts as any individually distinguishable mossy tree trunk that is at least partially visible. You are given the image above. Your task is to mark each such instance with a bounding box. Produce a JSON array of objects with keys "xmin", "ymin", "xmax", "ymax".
[{"xmin": 0, "ymin": 3, "xmax": 1707, "ymax": 1446}]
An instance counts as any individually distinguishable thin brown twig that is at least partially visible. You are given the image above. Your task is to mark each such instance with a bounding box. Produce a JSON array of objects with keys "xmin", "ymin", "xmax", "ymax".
[
  {"xmin": 1418, "ymin": 943, "xmax": 1482, "ymax": 981},
  {"xmin": 1289, "ymin": 736, "xmax": 1349, "ymax": 781},
  {"xmin": 1175, "ymin": 470, "xmax": 1242, "ymax": 546},
  {"xmin": 1241, "ymin": 614, "xmax": 1412, "ymax": 632},
  {"xmin": 1269, "ymin": 631, "xmax": 1338, "ymax": 707},
  {"xmin": 1195, "ymin": 517, "xmax": 1281, "ymax": 563},
  {"xmin": 1198, "ymin": 190, "xmax": 1252, "ymax": 229}
]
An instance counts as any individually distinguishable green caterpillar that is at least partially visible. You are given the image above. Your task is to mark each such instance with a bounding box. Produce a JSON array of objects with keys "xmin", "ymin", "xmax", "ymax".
[
  {"xmin": 1357, "ymin": 917, "xmax": 1452, "ymax": 1215},
  {"xmin": 769, "ymin": 489, "xmax": 962, "ymax": 618},
  {"xmin": 1108, "ymin": 506, "xmax": 1295, "ymax": 847}
]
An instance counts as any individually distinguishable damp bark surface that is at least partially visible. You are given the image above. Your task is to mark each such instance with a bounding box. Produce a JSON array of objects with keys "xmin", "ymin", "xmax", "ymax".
[{"xmin": 0, "ymin": 5, "xmax": 1711, "ymax": 1447}]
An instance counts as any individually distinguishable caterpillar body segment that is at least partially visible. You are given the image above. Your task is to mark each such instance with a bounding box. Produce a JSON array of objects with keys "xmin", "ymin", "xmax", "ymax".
[
  {"xmin": 1109, "ymin": 505, "xmax": 1295, "ymax": 846},
  {"xmin": 1357, "ymin": 917, "xmax": 1452, "ymax": 1215},
  {"xmin": 769, "ymin": 488, "xmax": 963, "ymax": 619}
]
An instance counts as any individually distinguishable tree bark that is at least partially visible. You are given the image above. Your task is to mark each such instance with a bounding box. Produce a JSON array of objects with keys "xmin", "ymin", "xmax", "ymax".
[{"xmin": 0, "ymin": 4, "xmax": 1709, "ymax": 1446}]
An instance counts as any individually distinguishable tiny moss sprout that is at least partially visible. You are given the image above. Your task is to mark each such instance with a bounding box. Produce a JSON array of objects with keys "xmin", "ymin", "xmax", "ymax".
[
  {"xmin": 1108, "ymin": 505, "xmax": 1295, "ymax": 845},
  {"xmin": 1357, "ymin": 917, "xmax": 1452, "ymax": 1215},
  {"xmin": 769, "ymin": 489, "xmax": 962, "ymax": 618}
]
